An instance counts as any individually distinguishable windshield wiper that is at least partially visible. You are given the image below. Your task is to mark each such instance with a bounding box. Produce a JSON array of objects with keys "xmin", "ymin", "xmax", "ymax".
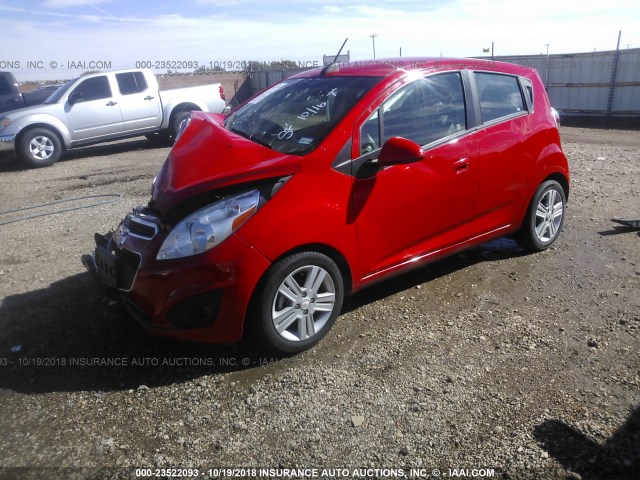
[{"xmin": 230, "ymin": 127, "xmax": 273, "ymax": 150}]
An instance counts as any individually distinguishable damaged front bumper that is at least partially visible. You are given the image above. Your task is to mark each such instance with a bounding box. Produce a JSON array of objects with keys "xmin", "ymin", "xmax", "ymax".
[
  {"xmin": 82, "ymin": 207, "xmax": 271, "ymax": 344},
  {"xmin": 82, "ymin": 231, "xmax": 138, "ymax": 296}
]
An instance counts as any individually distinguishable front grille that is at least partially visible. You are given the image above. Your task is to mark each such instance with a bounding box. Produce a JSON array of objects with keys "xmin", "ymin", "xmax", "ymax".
[{"xmin": 124, "ymin": 214, "xmax": 160, "ymax": 240}]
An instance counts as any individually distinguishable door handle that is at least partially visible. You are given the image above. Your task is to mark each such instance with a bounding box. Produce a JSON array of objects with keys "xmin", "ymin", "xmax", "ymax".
[
  {"xmin": 144, "ymin": 96, "xmax": 155, "ymax": 100},
  {"xmin": 8, "ymin": 98, "xmax": 20, "ymax": 103},
  {"xmin": 106, "ymin": 101, "xmax": 118, "ymax": 106},
  {"xmin": 453, "ymin": 158, "xmax": 470, "ymax": 173}
]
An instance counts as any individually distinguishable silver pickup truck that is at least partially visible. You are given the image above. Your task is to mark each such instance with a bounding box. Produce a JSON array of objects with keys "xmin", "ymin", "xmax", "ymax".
[{"xmin": 0, "ymin": 69, "xmax": 226, "ymax": 167}]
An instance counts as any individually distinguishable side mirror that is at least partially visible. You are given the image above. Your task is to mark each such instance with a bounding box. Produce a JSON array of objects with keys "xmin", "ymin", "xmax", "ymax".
[
  {"xmin": 378, "ymin": 136, "xmax": 425, "ymax": 166},
  {"xmin": 68, "ymin": 91, "xmax": 83, "ymax": 105}
]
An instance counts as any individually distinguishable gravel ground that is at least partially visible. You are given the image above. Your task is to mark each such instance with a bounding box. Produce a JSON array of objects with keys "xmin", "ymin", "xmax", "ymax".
[{"xmin": 0, "ymin": 127, "xmax": 638, "ymax": 480}]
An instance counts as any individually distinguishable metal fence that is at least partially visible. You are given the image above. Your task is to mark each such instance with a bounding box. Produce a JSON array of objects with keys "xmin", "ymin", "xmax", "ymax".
[
  {"xmin": 247, "ymin": 48, "xmax": 640, "ymax": 120},
  {"xmin": 248, "ymin": 67, "xmax": 310, "ymax": 93},
  {"xmin": 489, "ymin": 48, "xmax": 640, "ymax": 118}
]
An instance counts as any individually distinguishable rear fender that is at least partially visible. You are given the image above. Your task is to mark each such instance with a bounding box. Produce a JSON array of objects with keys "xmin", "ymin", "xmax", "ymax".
[{"xmin": 515, "ymin": 142, "xmax": 570, "ymax": 227}]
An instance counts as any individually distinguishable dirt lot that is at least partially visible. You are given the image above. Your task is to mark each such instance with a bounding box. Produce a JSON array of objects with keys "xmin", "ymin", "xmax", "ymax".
[{"xmin": 0, "ymin": 127, "xmax": 638, "ymax": 480}]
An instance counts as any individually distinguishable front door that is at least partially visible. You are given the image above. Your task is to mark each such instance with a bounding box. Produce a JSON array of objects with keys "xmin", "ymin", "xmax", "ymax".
[
  {"xmin": 350, "ymin": 72, "xmax": 479, "ymax": 280},
  {"xmin": 65, "ymin": 75, "xmax": 124, "ymax": 141}
]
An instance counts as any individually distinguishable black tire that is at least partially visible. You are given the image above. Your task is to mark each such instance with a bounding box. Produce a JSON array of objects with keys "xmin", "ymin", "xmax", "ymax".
[
  {"xmin": 517, "ymin": 180, "xmax": 566, "ymax": 252},
  {"xmin": 252, "ymin": 252, "xmax": 344, "ymax": 355},
  {"xmin": 170, "ymin": 111, "xmax": 192, "ymax": 139},
  {"xmin": 18, "ymin": 127, "xmax": 62, "ymax": 167}
]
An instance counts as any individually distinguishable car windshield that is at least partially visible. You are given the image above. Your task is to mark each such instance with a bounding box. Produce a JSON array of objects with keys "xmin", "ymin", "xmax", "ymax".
[
  {"xmin": 225, "ymin": 76, "xmax": 381, "ymax": 155},
  {"xmin": 43, "ymin": 80, "xmax": 74, "ymax": 104}
]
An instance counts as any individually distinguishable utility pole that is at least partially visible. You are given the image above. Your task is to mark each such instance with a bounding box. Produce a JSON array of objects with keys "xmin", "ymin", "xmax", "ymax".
[
  {"xmin": 370, "ymin": 34, "xmax": 378, "ymax": 59},
  {"xmin": 544, "ymin": 43, "xmax": 551, "ymax": 87},
  {"xmin": 607, "ymin": 30, "xmax": 622, "ymax": 114}
]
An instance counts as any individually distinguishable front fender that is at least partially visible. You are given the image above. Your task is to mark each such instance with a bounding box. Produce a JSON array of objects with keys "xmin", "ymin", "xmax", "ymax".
[
  {"xmin": 235, "ymin": 170, "xmax": 362, "ymax": 291},
  {"xmin": 12, "ymin": 113, "xmax": 71, "ymax": 146}
]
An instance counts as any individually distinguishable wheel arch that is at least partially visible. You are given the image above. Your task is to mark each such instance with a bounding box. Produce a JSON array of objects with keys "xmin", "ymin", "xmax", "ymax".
[
  {"xmin": 166, "ymin": 102, "xmax": 202, "ymax": 128},
  {"xmin": 16, "ymin": 123, "xmax": 66, "ymax": 152},
  {"xmin": 242, "ymin": 242, "xmax": 354, "ymax": 340},
  {"xmin": 273, "ymin": 243, "xmax": 354, "ymax": 295},
  {"xmin": 543, "ymin": 172, "xmax": 569, "ymax": 201}
]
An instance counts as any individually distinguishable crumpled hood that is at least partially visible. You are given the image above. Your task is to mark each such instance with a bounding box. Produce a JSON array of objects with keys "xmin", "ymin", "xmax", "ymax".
[{"xmin": 151, "ymin": 112, "xmax": 301, "ymax": 213}]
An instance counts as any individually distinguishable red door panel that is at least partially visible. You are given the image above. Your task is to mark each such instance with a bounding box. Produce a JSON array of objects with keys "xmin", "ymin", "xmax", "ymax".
[
  {"xmin": 474, "ymin": 115, "xmax": 535, "ymax": 229},
  {"xmin": 351, "ymin": 133, "xmax": 479, "ymax": 279}
]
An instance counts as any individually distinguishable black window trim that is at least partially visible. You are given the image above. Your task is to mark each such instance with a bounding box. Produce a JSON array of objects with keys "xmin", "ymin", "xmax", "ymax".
[
  {"xmin": 471, "ymin": 70, "xmax": 529, "ymax": 127},
  {"xmin": 72, "ymin": 75, "xmax": 112, "ymax": 102},
  {"xmin": 359, "ymin": 70, "xmax": 471, "ymax": 152},
  {"xmin": 116, "ymin": 71, "xmax": 148, "ymax": 96},
  {"xmin": 519, "ymin": 76, "xmax": 535, "ymax": 113},
  {"xmin": 339, "ymin": 68, "xmax": 536, "ymax": 179},
  {"xmin": 339, "ymin": 69, "xmax": 476, "ymax": 178}
]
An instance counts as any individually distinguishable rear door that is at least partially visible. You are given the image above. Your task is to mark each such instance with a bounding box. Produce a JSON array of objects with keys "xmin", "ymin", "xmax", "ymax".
[
  {"xmin": 350, "ymin": 71, "xmax": 479, "ymax": 280},
  {"xmin": 0, "ymin": 73, "xmax": 23, "ymax": 113},
  {"xmin": 65, "ymin": 75, "xmax": 124, "ymax": 141},
  {"xmin": 115, "ymin": 71, "xmax": 162, "ymax": 132},
  {"xmin": 472, "ymin": 71, "xmax": 534, "ymax": 229}
]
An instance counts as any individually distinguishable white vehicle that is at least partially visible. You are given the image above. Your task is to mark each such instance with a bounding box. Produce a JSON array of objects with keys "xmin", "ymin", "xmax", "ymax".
[{"xmin": 0, "ymin": 69, "xmax": 226, "ymax": 167}]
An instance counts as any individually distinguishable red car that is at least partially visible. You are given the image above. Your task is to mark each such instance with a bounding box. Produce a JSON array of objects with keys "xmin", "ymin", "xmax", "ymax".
[{"xmin": 85, "ymin": 57, "xmax": 569, "ymax": 354}]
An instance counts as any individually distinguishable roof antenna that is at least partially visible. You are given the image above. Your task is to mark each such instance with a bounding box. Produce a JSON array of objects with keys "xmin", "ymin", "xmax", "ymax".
[{"xmin": 321, "ymin": 37, "xmax": 348, "ymax": 75}]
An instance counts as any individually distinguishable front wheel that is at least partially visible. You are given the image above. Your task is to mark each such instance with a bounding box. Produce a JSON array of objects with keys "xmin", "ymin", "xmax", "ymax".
[
  {"xmin": 517, "ymin": 180, "xmax": 566, "ymax": 251},
  {"xmin": 253, "ymin": 252, "xmax": 344, "ymax": 355},
  {"xmin": 18, "ymin": 127, "xmax": 62, "ymax": 167}
]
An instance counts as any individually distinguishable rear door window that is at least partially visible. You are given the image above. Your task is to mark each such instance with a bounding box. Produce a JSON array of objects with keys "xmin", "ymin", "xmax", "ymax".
[
  {"xmin": 475, "ymin": 72, "xmax": 525, "ymax": 123},
  {"xmin": 116, "ymin": 72, "xmax": 148, "ymax": 95}
]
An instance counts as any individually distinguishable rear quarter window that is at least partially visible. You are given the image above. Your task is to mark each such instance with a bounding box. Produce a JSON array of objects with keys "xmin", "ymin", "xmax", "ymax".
[
  {"xmin": 475, "ymin": 72, "xmax": 526, "ymax": 123},
  {"xmin": 520, "ymin": 77, "xmax": 534, "ymax": 112}
]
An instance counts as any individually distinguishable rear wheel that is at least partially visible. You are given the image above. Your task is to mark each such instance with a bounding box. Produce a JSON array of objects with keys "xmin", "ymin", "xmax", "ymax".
[
  {"xmin": 170, "ymin": 111, "xmax": 192, "ymax": 139},
  {"xmin": 18, "ymin": 127, "xmax": 62, "ymax": 167},
  {"xmin": 253, "ymin": 252, "xmax": 344, "ymax": 355},
  {"xmin": 517, "ymin": 180, "xmax": 566, "ymax": 251}
]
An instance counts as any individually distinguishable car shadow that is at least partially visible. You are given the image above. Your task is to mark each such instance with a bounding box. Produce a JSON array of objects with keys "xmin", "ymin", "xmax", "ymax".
[
  {"xmin": 0, "ymin": 238, "xmax": 527, "ymax": 395},
  {"xmin": 0, "ymin": 155, "xmax": 21, "ymax": 172},
  {"xmin": 0, "ymin": 137, "xmax": 169, "ymax": 172},
  {"xmin": 0, "ymin": 272, "xmax": 264, "ymax": 394},
  {"xmin": 533, "ymin": 406, "xmax": 639, "ymax": 480},
  {"xmin": 344, "ymin": 237, "xmax": 528, "ymax": 313},
  {"xmin": 61, "ymin": 138, "xmax": 169, "ymax": 162},
  {"xmin": 598, "ymin": 225, "xmax": 640, "ymax": 237}
]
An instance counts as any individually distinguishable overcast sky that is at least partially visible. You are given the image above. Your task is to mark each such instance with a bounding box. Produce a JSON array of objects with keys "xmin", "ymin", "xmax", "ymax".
[{"xmin": 2, "ymin": 0, "xmax": 639, "ymax": 81}]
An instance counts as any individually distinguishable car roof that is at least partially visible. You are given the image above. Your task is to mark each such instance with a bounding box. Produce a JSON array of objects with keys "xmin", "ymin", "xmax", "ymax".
[{"xmin": 294, "ymin": 57, "xmax": 533, "ymax": 78}]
